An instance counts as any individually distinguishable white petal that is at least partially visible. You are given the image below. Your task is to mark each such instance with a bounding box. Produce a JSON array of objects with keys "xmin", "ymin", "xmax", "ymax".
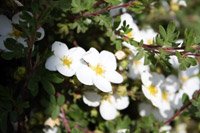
[
  {"xmin": 182, "ymin": 76, "xmax": 200, "ymax": 99},
  {"xmin": 141, "ymin": 71, "xmax": 152, "ymax": 86},
  {"xmin": 171, "ymin": 90, "xmax": 183, "ymax": 109},
  {"xmin": 100, "ymin": 100, "xmax": 118, "ymax": 120},
  {"xmin": 100, "ymin": 50, "xmax": 117, "ymax": 70},
  {"xmin": 93, "ymin": 76, "xmax": 112, "ymax": 92},
  {"xmin": 0, "ymin": 15, "xmax": 12, "ymax": 35},
  {"xmin": 162, "ymin": 75, "xmax": 180, "ymax": 93},
  {"xmin": 83, "ymin": 47, "xmax": 100, "ymax": 66},
  {"xmin": 16, "ymin": 37, "xmax": 27, "ymax": 47},
  {"xmin": 36, "ymin": 27, "xmax": 45, "ymax": 41},
  {"xmin": 76, "ymin": 64, "xmax": 94, "ymax": 85},
  {"xmin": 45, "ymin": 55, "xmax": 60, "ymax": 71},
  {"xmin": 105, "ymin": 71, "xmax": 123, "ymax": 84},
  {"xmin": 57, "ymin": 64, "xmax": 75, "ymax": 77},
  {"xmin": 12, "ymin": 11, "xmax": 33, "ymax": 24},
  {"xmin": 114, "ymin": 95, "xmax": 129, "ymax": 110},
  {"xmin": 169, "ymin": 55, "xmax": 179, "ymax": 69},
  {"xmin": 51, "ymin": 41, "xmax": 68, "ymax": 58},
  {"xmin": 180, "ymin": 65, "xmax": 199, "ymax": 79},
  {"xmin": 0, "ymin": 36, "xmax": 9, "ymax": 51},
  {"xmin": 83, "ymin": 91, "xmax": 101, "ymax": 107}
]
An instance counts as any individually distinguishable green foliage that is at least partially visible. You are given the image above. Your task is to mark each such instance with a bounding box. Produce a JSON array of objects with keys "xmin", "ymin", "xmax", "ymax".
[
  {"xmin": 156, "ymin": 22, "xmax": 179, "ymax": 47},
  {"xmin": 71, "ymin": 0, "xmax": 95, "ymax": 13}
]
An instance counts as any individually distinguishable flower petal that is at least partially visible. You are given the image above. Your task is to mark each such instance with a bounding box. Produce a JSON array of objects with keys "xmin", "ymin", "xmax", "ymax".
[
  {"xmin": 45, "ymin": 55, "xmax": 60, "ymax": 71},
  {"xmin": 83, "ymin": 47, "xmax": 100, "ymax": 66},
  {"xmin": 100, "ymin": 50, "xmax": 117, "ymax": 70},
  {"xmin": 100, "ymin": 100, "xmax": 118, "ymax": 120},
  {"xmin": 51, "ymin": 41, "xmax": 68, "ymax": 58},
  {"xmin": 57, "ymin": 64, "xmax": 75, "ymax": 77},
  {"xmin": 76, "ymin": 64, "xmax": 94, "ymax": 85},
  {"xmin": 93, "ymin": 76, "xmax": 112, "ymax": 92},
  {"xmin": 36, "ymin": 27, "xmax": 45, "ymax": 41},
  {"xmin": 105, "ymin": 71, "xmax": 123, "ymax": 83},
  {"xmin": 0, "ymin": 36, "xmax": 9, "ymax": 51},
  {"xmin": 0, "ymin": 15, "xmax": 12, "ymax": 35},
  {"xmin": 114, "ymin": 95, "xmax": 129, "ymax": 110},
  {"xmin": 83, "ymin": 91, "xmax": 101, "ymax": 107}
]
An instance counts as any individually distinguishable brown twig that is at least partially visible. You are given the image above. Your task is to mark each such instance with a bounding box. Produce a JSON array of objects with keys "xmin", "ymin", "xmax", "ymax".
[
  {"xmin": 164, "ymin": 89, "xmax": 200, "ymax": 125},
  {"xmin": 60, "ymin": 107, "xmax": 71, "ymax": 133},
  {"xmin": 75, "ymin": 0, "xmax": 136, "ymax": 19}
]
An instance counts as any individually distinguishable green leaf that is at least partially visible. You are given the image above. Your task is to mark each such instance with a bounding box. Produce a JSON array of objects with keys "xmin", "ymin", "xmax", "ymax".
[
  {"xmin": 51, "ymin": 105, "xmax": 60, "ymax": 119},
  {"xmin": 57, "ymin": 94, "xmax": 65, "ymax": 106},
  {"xmin": 41, "ymin": 80, "xmax": 55, "ymax": 95},
  {"xmin": 28, "ymin": 77, "xmax": 39, "ymax": 96},
  {"xmin": 0, "ymin": 112, "xmax": 8, "ymax": 133}
]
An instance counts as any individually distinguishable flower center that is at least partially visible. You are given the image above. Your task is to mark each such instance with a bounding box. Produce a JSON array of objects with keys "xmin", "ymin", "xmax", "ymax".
[
  {"xmin": 147, "ymin": 39, "xmax": 153, "ymax": 45},
  {"xmin": 10, "ymin": 27, "xmax": 22, "ymax": 38},
  {"xmin": 170, "ymin": 2, "xmax": 180, "ymax": 11},
  {"xmin": 180, "ymin": 76, "xmax": 188, "ymax": 83},
  {"xmin": 92, "ymin": 64, "xmax": 105, "ymax": 76},
  {"xmin": 133, "ymin": 60, "xmax": 141, "ymax": 66},
  {"xmin": 162, "ymin": 91, "xmax": 168, "ymax": 102},
  {"xmin": 148, "ymin": 85, "xmax": 158, "ymax": 96},
  {"xmin": 126, "ymin": 31, "xmax": 133, "ymax": 38},
  {"xmin": 61, "ymin": 56, "xmax": 72, "ymax": 68}
]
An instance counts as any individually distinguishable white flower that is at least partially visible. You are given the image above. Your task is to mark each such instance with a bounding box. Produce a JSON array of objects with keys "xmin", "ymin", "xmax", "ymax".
[
  {"xmin": 115, "ymin": 50, "xmax": 126, "ymax": 60},
  {"xmin": 139, "ymin": 28, "xmax": 157, "ymax": 45},
  {"xmin": 44, "ymin": 118, "xmax": 60, "ymax": 128},
  {"xmin": 159, "ymin": 125, "xmax": 172, "ymax": 133},
  {"xmin": 76, "ymin": 47, "xmax": 123, "ymax": 92},
  {"xmin": 45, "ymin": 41, "xmax": 86, "ymax": 77},
  {"xmin": 171, "ymin": 90, "xmax": 184, "ymax": 109},
  {"xmin": 128, "ymin": 56, "xmax": 149, "ymax": 79},
  {"xmin": 141, "ymin": 72, "xmax": 164, "ymax": 107},
  {"xmin": 182, "ymin": 77, "xmax": 200, "ymax": 99},
  {"xmin": 169, "ymin": 55, "xmax": 179, "ymax": 69},
  {"xmin": 43, "ymin": 127, "xmax": 58, "ymax": 133},
  {"xmin": 83, "ymin": 91, "xmax": 102, "ymax": 107},
  {"xmin": 117, "ymin": 129, "xmax": 128, "ymax": 133},
  {"xmin": 162, "ymin": 75, "xmax": 180, "ymax": 93},
  {"xmin": 82, "ymin": 91, "xmax": 129, "ymax": 120},
  {"xmin": 0, "ymin": 12, "xmax": 45, "ymax": 51}
]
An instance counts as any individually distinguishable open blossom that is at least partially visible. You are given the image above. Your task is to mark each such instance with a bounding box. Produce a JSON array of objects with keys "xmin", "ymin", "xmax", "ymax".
[
  {"xmin": 45, "ymin": 41, "xmax": 86, "ymax": 77},
  {"xmin": 139, "ymin": 28, "xmax": 157, "ymax": 45},
  {"xmin": 0, "ymin": 12, "xmax": 45, "ymax": 51},
  {"xmin": 141, "ymin": 71, "xmax": 164, "ymax": 107},
  {"xmin": 76, "ymin": 47, "xmax": 123, "ymax": 92},
  {"xmin": 83, "ymin": 91, "xmax": 129, "ymax": 120}
]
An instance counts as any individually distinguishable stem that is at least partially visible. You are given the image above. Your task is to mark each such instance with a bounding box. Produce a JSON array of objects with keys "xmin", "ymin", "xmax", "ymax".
[
  {"xmin": 164, "ymin": 89, "xmax": 200, "ymax": 125},
  {"xmin": 75, "ymin": 0, "xmax": 136, "ymax": 19},
  {"xmin": 60, "ymin": 107, "xmax": 71, "ymax": 133}
]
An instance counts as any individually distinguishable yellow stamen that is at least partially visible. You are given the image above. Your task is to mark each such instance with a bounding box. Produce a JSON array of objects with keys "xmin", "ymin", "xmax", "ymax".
[
  {"xmin": 126, "ymin": 31, "xmax": 133, "ymax": 38},
  {"xmin": 61, "ymin": 56, "xmax": 72, "ymax": 68},
  {"xmin": 10, "ymin": 27, "xmax": 22, "ymax": 38},
  {"xmin": 181, "ymin": 76, "xmax": 188, "ymax": 83},
  {"xmin": 148, "ymin": 85, "xmax": 158, "ymax": 96},
  {"xmin": 162, "ymin": 91, "xmax": 168, "ymax": 101},
  {"xmin": 147, "ymin": 39, "xmax": 153, "ymax": 45},
  {"xmin": 133, "ymin": 60, "xmax": 141, "ymax": 66},
  {"xmin": 170, "ymin": 3, "xmax": 180, "ymax": 11},
  {"xmin": 91, "ymin": 64, "xmax": 105, "ymax": 76}
]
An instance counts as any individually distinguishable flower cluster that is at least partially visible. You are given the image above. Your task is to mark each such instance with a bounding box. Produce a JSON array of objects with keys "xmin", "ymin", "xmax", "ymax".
[
  {"xmin": 117, "ymin": 12, "xmax": 200, "ymax": 121},
  {"xmin": 45, "ymin": 41, "xmax": 128, "ymax": 120}
]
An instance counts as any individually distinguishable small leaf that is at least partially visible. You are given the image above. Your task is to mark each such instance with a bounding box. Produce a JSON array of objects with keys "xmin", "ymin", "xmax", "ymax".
[
  {"xmin": 51, "ymin": 105, "xmax": 60, "ymax": 119},
  {"xmin": 57, "ymin": 95, "xmax": 65, "ymax": 106},
  {"xmin": 41, "ymin": 80, "xmax": 55, "ymax": 95}
]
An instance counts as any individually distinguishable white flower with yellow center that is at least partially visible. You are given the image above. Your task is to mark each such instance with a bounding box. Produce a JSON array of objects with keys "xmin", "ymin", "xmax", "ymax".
[
  {"xmin": 0, "ymin": 12, "xmax": 45, "ymax": 51},
  {"xmin": 139, "ymin": 28, "xmax": 157, "ymax": 45},
  {"xmin": 45, "ymin": 41, "xmax": 86, "ymax": 77},
  {"xmin": 83, "ymin": 91, "xmax": 129, "ymax": 120},
  {"xmin": 170, "ymin": 0, "xmax": 187, "ymax": 12},
  {"xmin": 76, "ymin": 48, "xmax": 123, "ymax": 92},
  {"xmin": 141, "ymin": 72, "xmax": 164, "ymax": 107},
  {"xmin": 128, "ymin": 56, "xmax": 150, "ymax": 79}
]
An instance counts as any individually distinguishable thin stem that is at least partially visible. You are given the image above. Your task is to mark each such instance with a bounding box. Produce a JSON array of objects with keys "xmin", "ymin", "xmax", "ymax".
[
  {"xmin": 75, "ymin": 0, "xmax": 136, "ymax": 19},
  {"xmin": 60, "ymin": 107, "xmax": 71, "ymax": 133},
  {"xmin": 164, "ymin": 90, "xmax": 200, "ymax": 125}
]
